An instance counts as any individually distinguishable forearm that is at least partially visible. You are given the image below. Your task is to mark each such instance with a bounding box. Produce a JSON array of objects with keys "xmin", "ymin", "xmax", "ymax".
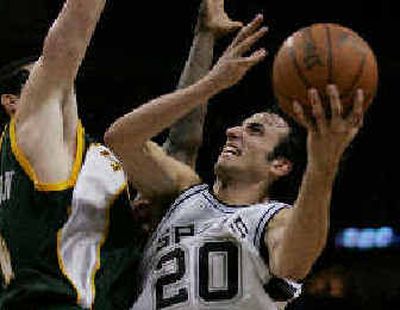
[
  {"xmin": 164, "ymin": 31, "xmax": 214, "ymax": 165},
  {"xmin": 275, "ymin": 164, "xmax": 337, "ymax": 280},
  {"xmin": 177, "ymin": 32, "xmax": 215, "ymax": 89},
  {"xmin": 42, "ymin": 0, "xmax": 106, "ymax": 81},
  {"xmin": 105, "ymin": 76, "xmax": 220, "ymax": 150}
]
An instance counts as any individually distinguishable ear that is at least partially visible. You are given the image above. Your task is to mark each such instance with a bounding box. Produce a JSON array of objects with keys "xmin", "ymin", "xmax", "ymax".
[
  {"xmin": 1, "ymin": 94, "xmax": 9, "ymax": 108},
  {"xmin": 269, "ymin": 157, "xmax": 292, "ymax": 178},
  {"xmin": 1, "ymin": 94, "xmax": 18, "ymax": 117}
]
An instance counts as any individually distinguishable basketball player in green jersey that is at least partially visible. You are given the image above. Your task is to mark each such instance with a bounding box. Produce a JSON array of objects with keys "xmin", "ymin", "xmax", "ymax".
[
  {"xmin": 0, "ymin": 0, "xmax": 242, "ymax": 308},
  {"xmin": 0, "ymin": 1, "xmax": 105, "ymax": 308},
  {"xmin": 0, "ymin": 0, "xmax": 108, "ymax": 308}
]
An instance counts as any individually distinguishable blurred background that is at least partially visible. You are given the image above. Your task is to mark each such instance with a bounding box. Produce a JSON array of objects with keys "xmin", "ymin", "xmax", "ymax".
[{"xmin": 0, "ymin": 0, "xmax": 397, "ymax": 308}]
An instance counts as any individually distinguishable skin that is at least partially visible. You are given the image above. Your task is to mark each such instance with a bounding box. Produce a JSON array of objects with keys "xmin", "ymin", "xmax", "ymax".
[{"xmin": 11, "ymin": 0, "xmax": 107, "ymax": 185}]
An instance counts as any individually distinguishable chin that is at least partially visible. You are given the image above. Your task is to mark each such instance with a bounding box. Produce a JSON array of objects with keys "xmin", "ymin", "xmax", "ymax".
[{"xmin": 214, "ymin": 159, "xmax": 241, "ymax": 180}]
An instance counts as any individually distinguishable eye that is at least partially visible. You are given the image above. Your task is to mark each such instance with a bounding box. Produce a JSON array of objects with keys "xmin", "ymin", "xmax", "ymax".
[{"xmin": 246, "ymin": 122, "xmax": 264, "ymax": 135}]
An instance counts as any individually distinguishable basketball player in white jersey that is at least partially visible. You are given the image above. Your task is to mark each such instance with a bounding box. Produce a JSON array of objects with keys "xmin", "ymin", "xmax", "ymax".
[
  {"xmin": 104, "ymin": 13, "xmax": 366, "ymax": 310},
  {"xmin": 58, "ymin": 0, "xmax": 244, "ymax": 308}
]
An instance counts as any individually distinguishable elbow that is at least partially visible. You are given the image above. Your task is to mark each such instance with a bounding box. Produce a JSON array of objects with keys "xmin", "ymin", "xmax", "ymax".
[
  {"xmin": 270, "ymin": 247, "xmax": 320, "ymax": 281},
  {"xmin": 104, "ymin": 127, "xmax": 120, "ymax": 151},
  {"xmin": 282, "ymin": 266, "xmax": 312, "ymax": 282},
  {"xmin": 273, "ymin": 262, "xmax": 312, "ymax": 282},
  {"xmin": 104, "ymin": 126, "xmax": 143, "ymax": 155}
]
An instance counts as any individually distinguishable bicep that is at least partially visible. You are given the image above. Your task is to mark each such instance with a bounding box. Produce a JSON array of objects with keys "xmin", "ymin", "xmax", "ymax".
[{"xmin": 117, "ymin": 141, "xmax": 201, "ymax": 201}]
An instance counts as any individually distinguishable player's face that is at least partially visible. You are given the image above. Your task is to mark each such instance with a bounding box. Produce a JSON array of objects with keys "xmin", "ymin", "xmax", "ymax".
[
  {"xmin": 215, "ymin": 112, "xmax": 290, "ymax": 181},
  {"xmin": 0, "ymin": 63, "xmax": 33, "ymax": 118},
  {"xmin": 1, "ymin": 93, "xmax": 20, "ymax": 117}
]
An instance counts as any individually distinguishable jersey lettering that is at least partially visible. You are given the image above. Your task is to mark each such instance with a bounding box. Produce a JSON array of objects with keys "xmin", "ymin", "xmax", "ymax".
[
  {"xmin": 156, "ymin": 247, "xmax": 188, "ymax": 309},
  {"xmin": 154, "ymin": 240, "xmax": 241, "ymax": 309},
  {"xmin": 0, "ymin": 170, "xmax": 15, "ymax": 204},
  {"xmin": 198, "ymin": 241, "xmax": 239, "ymax": 301},
  {"xmin": 230, "ymin": 216, "xmax": 249, "ymax": 239}
]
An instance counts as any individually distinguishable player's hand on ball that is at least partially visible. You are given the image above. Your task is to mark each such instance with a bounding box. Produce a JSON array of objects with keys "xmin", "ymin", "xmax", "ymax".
[{"xmin": 292, "ymin": 85, "xmax": 365, "ymax": 171}]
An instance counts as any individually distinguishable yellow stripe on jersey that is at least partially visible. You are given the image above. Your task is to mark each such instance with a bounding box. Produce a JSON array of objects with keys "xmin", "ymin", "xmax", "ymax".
[
  {"xmin": 90, "ymin": 182, "xmax": 127, "ymax": 309},
  {"xmin": 0, "ymin": 124, "xmax": 8, "ymax": 153},
  {"xmin": 56, "ymin": 144, "xmax": 128, "ymax": 308},
  {"xmin": 9, "ymin": 118, "xmax": 85, "ymax": 191},
  {"xmin": 56, "ymin": 226, "xmax": 82, "ymax": 304}
]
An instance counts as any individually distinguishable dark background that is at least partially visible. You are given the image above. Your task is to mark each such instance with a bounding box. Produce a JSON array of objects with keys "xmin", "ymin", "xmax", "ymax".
[{"xmin": 0, "ymin": 0, "xmax": 398, "ymax": 308}]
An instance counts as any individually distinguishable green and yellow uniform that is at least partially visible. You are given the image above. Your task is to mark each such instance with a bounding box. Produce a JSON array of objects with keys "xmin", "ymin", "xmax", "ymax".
[
  {"xmin": 0, "ymin": 119, "xmax": 87, "ymax": 309},
  {"xmin": 1, "ymin": 121, "xmax": 146, "ymax": 309}
]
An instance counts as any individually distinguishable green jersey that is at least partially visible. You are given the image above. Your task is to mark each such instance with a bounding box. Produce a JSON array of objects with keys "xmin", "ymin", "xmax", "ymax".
[
  {"xmin": 1, "ymin": 121, "xmax": 146, "ymax": 309},
  {"xmin": 0, "ymin": 119, "xmax": 87, "ymax": 309}
]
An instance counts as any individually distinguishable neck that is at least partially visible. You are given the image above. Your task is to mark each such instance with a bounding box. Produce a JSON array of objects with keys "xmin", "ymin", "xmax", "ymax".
[{"xmin": 213, "ymin": 178, "xmax": 269, "ymax": 206}]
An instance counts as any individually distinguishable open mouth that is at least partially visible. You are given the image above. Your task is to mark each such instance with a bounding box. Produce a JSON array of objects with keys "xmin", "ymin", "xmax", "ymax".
[{"xmin": 221, "ymin": 145, "xmax": 241, "ymax": 157}]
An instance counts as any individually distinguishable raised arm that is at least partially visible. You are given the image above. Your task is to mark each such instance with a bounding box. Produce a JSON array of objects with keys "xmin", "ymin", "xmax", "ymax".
[
  {"xmin": 266, "ymin": 85, "xmax": 365, "ymax": 280},
  {"xmin": 105, "ymin": 15, "xmax": 267, "ymax": 199},
  {"xmin": 15, "ymin": 0, "xmax": 106, "ymax": 185},
  {"xmin": 164, "ymin": 0, "xmax": 242, "ymax": 168}
]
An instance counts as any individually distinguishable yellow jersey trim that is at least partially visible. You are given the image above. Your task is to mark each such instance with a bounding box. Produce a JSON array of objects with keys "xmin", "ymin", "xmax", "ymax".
[
  {"xmin": 0, "ymin": 125, "xmax": 7, "ymax": 154},
  {"xmin": 56, "ymin": 224, "xmax": 83, "ymax": 304},
  {"xmin": 9, "ymin": 118, "xmax": 85, "ymax": 191},
  {"xmin": 89, "ymin": 182, "xmax": 127, "ymax": 308}
]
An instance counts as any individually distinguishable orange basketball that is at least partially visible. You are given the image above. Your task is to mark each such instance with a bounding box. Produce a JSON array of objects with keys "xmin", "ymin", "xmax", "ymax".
[{"xmin": 272, "ymin": 23, "xmax": 378, "ymax": 118}]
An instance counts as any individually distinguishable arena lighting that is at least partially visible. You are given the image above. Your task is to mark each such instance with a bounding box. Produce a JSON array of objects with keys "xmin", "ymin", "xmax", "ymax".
[{"xmin": 335, "ymin": 227, "xmax": 396, "ymax": 249}]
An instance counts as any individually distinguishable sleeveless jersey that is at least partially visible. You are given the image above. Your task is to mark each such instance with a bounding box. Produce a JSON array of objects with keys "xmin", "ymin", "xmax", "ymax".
[
  {"xmin": 59, "ymin": 144, "xmax": 146, "ymax": 309},
  {"xmin": 0, "ymin": 119, "xmax": 87, "ymax": 308},
  {"xmin": 131, "ymin": 184, "xmax": 301, "ymax": 310}
]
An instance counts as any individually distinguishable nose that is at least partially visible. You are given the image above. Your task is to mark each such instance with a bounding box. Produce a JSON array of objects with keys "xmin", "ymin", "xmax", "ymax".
[{"xmin": 226, "ymin": 126, "xmax": 242, "ymax": 139}]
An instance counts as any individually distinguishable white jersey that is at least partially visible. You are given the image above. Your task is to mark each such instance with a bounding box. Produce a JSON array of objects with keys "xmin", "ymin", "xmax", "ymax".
[
  {"xmin": 58, "ymin": 144, "xmax": 126, "ymax": 308},
  {"xmin": 132, "ymin": 184, "xmax": 301, "ymax": 310}
]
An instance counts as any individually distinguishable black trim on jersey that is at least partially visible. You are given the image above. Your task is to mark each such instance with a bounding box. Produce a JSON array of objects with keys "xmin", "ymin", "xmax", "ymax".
[
  {"xmin": 202, "ymin": 188, "xmax": 249, "ymax": 214},
  {"xmin": 254, "ymin": 203, "xmax": 292, "ymax": 264},
  {"xmin": 201, "ymin": 192, "xmax": 235, "ymax": 214},
  {"xmin": 173, "ymin": 184, "xmax": 208, "ymax": 208},
  {"xmin": 207, "ymin": 189, "xmax": 248, "ymax": 208}
]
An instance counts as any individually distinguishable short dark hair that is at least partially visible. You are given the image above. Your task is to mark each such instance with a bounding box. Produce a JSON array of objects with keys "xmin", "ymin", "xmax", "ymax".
[
  {"xmin": 0, "ymin": 56, "xmax": 37, "ymax": 96},
  {"xmin": 267, "ymin": 105, "xmax": 307, "ymax": 204}
]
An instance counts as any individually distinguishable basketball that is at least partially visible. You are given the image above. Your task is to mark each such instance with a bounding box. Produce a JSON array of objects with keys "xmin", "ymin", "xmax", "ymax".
[{"xmin": 272, "ymin": 23, "xmax": 378, "ymax": 118}]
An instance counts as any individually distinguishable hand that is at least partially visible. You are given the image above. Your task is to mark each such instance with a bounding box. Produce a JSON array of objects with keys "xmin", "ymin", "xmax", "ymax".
[
  {"xmin": 196, "ymin": 0, "xmax": 243, "ymax": 37},
  {"xmin": 206, "ymin": 14, "xmax": 267, "ymax": 92},
  {"xmin": 292, "ymin": 85, "xmax": 364, "ymax": 171}
]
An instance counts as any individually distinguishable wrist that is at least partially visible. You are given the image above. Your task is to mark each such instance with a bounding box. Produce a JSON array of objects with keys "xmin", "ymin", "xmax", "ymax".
[
  {"xmin": 306, "ymin": 159, "xmax": 339, "ymax": 180},
  {"xmin": 198, "ymin": 72, "xmax": 226, "ymax": 96}
]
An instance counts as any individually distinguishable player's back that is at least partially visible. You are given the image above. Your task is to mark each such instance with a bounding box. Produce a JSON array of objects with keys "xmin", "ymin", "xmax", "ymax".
[{"xmin": 132, "ymin": 184, "xmax": 301, "ymax": 310}]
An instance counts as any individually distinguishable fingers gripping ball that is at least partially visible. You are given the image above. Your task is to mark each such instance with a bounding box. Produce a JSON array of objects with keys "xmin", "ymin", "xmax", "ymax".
[{"xmin": 272, "ymin": 23, "xmax": 378, "ymax": 118}]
